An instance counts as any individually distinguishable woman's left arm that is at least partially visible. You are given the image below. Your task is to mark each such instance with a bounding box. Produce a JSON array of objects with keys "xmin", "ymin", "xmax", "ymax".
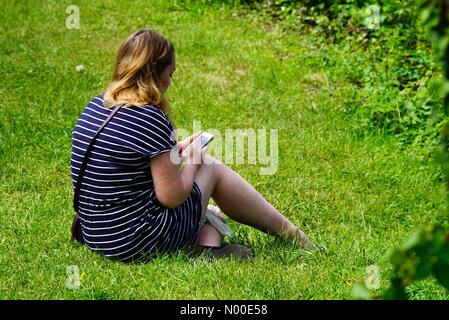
[{"xmin": 150, "ymin": 145, "xmax": 205, "ymax": 209}]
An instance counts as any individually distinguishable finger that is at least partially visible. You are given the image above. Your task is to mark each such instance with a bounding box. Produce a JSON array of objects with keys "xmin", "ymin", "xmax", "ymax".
[
  {"xmin": 176, "ymin": 143, "xmax": 184, "ymax": 155},
  {"xmin": 191, "ymin": 131, "xmax": 203, "ymax": 142},
  {"xmin": 187, "ymin": 145, "xmax": 202, "ymax": 164}
]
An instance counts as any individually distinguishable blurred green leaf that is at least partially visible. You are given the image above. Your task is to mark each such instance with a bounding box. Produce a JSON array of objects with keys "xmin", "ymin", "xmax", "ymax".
[
  {"xmin": 433, "ymin": 261, "xmax": 449, "ymax": 290},
  {"xmin": 351, "ymin": 283, "xmax": 371, "ymax": 300}
]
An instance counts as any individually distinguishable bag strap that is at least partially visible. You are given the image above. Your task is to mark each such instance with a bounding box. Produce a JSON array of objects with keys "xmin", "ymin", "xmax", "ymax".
[{"xmin": 73, "ymin": 104, "xmax": 124, "ymax": 213}]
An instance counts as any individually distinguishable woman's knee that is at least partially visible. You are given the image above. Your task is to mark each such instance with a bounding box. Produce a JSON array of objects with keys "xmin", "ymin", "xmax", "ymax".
[
  {"xmin": 196, "ymin": 156, "xmax": 221, "ymax": 184},
  {"xmin": 202, "ymin": 155, "xmax": 225, "ymax": 179},
  {"xmin": 202, "ymin": 154, "xmax": 222, "ymax": 166},
  {"xmin": 194, "ymin": 156, "xmax": 220, "ymax": 208}
]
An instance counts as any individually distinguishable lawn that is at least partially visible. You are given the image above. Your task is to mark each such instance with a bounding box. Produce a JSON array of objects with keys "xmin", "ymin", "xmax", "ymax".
[{"xmin": 0, "ymin": 0, "xmax": 448, "ymax": 299}]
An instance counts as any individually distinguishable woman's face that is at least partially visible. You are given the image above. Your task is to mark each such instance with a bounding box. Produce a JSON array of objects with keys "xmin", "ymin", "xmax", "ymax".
[{"xmin": 159, "ymin": 55, "xmax": 176, "ymax": 95}]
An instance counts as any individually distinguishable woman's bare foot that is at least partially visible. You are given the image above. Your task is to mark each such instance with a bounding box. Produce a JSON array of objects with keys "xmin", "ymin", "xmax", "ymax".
[{"xmin": 286, "ymin": 227, "xmax": 317, "ymax": 252}]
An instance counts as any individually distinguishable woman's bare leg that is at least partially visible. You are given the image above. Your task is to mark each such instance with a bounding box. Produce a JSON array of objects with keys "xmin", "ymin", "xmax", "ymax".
[
  {"xmin": 194, "ymin": 163, "xmax": 224, "ymax": 248},
  {"xmin": 196, "ymin": 222, "xmax": 223, "ymax": 247},
  {"xmin": 194, "ymin": 155, "xmax": 313, "ymax": 248}
]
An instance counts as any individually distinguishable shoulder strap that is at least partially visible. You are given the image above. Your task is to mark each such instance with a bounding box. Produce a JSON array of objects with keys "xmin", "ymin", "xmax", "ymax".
[{"xmin": 73, "ymin": 104, "xmax": 123, "ymax": 213}]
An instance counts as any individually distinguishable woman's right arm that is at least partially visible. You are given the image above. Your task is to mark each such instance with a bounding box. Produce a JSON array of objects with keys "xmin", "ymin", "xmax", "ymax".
[{"xmin": 150, "ymin": 147, "xmax": 205, "ymax": 209}]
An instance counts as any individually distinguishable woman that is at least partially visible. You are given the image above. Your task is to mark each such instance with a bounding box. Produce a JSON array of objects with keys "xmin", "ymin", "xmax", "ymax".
[{"xmin": 70, "ymin": 29, "xmax": 315, "ymax": 263}]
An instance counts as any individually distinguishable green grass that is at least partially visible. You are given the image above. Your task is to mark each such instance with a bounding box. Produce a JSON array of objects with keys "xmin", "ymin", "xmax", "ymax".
[{"xmin": 0, "ymin": 0, "xmax": 448, "ymax": 299}]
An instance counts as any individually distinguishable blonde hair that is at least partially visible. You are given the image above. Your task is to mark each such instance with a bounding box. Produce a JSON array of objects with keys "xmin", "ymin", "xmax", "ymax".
[{"xmin": 103, "ymin": 29, "xmax": 175, "ymax": 115}]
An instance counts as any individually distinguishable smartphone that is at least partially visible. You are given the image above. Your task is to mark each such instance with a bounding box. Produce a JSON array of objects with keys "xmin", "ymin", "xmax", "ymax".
[{"xmin": 181, "ymin": 132, "xmax": 214, "ymax": 159}]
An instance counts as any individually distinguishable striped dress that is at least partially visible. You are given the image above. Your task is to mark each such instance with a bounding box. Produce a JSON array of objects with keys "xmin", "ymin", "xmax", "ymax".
[{"xmin": 70, "ymin": 94, "xmax": 203, "ymax": 263}]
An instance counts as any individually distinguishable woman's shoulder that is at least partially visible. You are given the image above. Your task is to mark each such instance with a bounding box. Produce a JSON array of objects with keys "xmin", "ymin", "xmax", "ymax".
[
  {"xmin": 115, "ymin": 103, "xmax": 173, "ymax": 135},
  {"xmin": 140, "ymin": 104, "xmax": 169, "ymax": 119},
  {"xmin": 84, "ymin": 93, "xmax": 109, "ymax": 114},
  {"xmin": 136, "ymin": 104, "xmax": 172, "ymax": 128},
  {"xmin": 86, "ymin": 94, "xmax": 171, "ymax": 127}
]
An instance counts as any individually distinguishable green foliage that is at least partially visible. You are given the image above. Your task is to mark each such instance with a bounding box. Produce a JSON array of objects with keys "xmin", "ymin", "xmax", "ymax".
[
  {"xmin": 234, "ymin": 1, "xmax": 443, "ymax": 151},
  {"xmin": 348, "ymin": 0, "xmax": 449, "ymax": 300},
  {"xmin": 383, "ymin": 225, "xmax": 449, "ymax": 299},
  {"xmin": 309, "ymin": 1, "xmax": 442, "ymax": 150},
  {"xmin": 421, "ymin": 0, "xmax": 449, "ymax": 181}
]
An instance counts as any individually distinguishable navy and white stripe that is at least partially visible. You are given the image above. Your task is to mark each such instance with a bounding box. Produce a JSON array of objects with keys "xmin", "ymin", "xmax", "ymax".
[{"xmin": 70, "ymin": 94, "xmax": 203, "ymax": 263}]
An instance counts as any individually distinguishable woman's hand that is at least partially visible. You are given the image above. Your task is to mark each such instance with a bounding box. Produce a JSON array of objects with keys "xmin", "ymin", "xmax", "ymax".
[
  {"xmin": 185, "ymin": 145, "xmax": 208, "ymax": 165},
  {"xmin": 177, "ymin": 131, "xmax": 203, "ymax": 155}
]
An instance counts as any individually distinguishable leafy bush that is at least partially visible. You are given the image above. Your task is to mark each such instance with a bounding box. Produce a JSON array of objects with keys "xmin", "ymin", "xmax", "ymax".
[
  {"xmin": 384, "ymin": 225, "xmax": 449, "ymax": 299},
  {"xmin": 230, "ymin": 0, "xmax": 443, "ymax": 151}
]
